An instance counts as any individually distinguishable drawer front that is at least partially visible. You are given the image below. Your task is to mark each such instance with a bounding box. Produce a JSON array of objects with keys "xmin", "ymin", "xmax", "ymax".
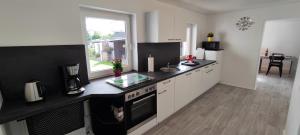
[
  {"xmin": 194, "ymin": 68, "xmax": 202, "ymax": 73},
  {"xmin": 204, "ymin": 65, "xmax": 212, "ymax": 73},
  {"xmin": 157, "ymin": 78, "xmax": 175, "ymax": 92}
]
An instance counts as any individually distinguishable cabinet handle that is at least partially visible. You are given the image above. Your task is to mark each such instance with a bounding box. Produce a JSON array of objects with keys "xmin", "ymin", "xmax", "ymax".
[
  {"xmin": 195, "ymin": 69, "xmax": 201, "ymax": 72},
  {"xmin": 163, "ymin": 80, "xmax": 171, "ymax": 85},
  {"xmin": 185, "ymin": 73, "xmax": 192, "ymax": 76},
  {"xmin": 205, "ymin": 66, "xmax": 209, "ymax": 69},
  {"xmin": 206, "ymin": 69, "xmax": 214, "ymax": 73},
  {"xmin": 158, "ymin": 90, "xmax": 167, "ymax": 95}
]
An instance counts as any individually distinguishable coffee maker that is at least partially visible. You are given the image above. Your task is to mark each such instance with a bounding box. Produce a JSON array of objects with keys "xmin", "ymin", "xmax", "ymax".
[{"xmin": 62, "ymin": 64, "xmax": 85, "ymax": 95}]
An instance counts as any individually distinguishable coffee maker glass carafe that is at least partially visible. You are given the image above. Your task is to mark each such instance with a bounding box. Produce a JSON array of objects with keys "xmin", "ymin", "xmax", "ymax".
[{"xmin": 63, "ymin": 64, "xmax": 85, "ymax": 95}]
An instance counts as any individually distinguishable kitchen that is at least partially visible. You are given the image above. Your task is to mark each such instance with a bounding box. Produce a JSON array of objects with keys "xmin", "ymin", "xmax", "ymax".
[{"xmin": 1, "ymin": 0, "xmax": 300, "ymax": 135}]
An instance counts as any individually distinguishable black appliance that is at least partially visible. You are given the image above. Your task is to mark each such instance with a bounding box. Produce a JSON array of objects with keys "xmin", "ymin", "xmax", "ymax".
[
  {"xmin": 26, "ymin": 102, "xmax": 84, "ymax": 135},
  {"xmin": 202, "ymin": 41, "xmax": 220, "ymax": 50},
  {"xmin": 106, "ymin": 73, "xmax": 153, "ymax": 89},
  {"xmin": 125, "ymin": 84, "xmax": 157, "ymax": 133},
  {"xmin": 138, "ymin": 42, "xmax": 181, "ymax": 72},
  {"xmin": 62, "ymin": 64, "xmax": 85, "ymax": 95}
]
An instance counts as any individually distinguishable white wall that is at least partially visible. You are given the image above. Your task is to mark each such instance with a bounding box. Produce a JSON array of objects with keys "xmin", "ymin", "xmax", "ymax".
[
  {"xmin": 209, "ymin": 3, "xmax": 300, "ymax": 89},
  {"xmin": 0, "ymin": 0, "xmax": 208, "ymax": 48},
  {"xmin": 0, "ymin": 0, "xmax": 83, "ymax": 46},
  {"xmin": 78, "ymin": 0, "xmax": 208, "ymax": 49},
  {"xmin": 0, "ymin": 0, "xmax": 208, "ymax": 134},
  {"xmin": 0, "ymin": 0, "xmax": 208, "ymax": 71},
  {"xmin": 286, "ymin": 58, "xmax": 300, "ymax": 135},
  {"xmin": 261, "ymin": 19, "xmax": 300, "ymax": 58}
]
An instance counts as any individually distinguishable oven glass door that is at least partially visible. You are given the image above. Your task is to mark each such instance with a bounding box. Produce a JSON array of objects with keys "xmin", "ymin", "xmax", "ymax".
[{"xmin": 126, "ymin": 92, "xmax": 157, "ymax": 129}]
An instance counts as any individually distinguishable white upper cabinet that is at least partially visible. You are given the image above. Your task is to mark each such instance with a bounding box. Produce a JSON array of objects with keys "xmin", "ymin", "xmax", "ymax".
[{"xmin": 145, "ymin": 11, "xmax": 187, "ymax": 42}]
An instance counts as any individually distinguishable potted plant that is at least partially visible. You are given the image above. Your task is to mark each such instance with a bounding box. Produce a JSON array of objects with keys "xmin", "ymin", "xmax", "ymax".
[
  {"xmin": 207, "ymin": 32, "xmax": 214, "ymax": 42},
  {"xmin": 112, "ymin": 59, "xmax": 123, "ymax": 77}
]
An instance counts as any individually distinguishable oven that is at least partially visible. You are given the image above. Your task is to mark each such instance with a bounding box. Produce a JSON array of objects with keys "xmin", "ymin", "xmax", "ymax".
[{"xmin": 124, "ymin": 84, "xmax": 157, "ymax": 132}]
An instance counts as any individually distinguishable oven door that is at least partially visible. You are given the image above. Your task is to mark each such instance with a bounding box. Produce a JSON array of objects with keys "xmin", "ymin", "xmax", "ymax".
[{"xmin": 125, "ymin": 91, "xmax": 157, "ymax": 130}]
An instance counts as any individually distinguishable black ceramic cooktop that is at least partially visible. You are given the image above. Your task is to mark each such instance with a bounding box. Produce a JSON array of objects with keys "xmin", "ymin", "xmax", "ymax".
[{"xmin": 106, "ymin": 73, "xmax": 154, "ymax": 90}]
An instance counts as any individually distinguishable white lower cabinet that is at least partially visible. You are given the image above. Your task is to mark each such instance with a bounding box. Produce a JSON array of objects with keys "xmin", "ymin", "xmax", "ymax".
[
  {"xmin": 0, "ymin": 124, "xmax": 7, "ymax": 135},
  {"xmin": 205, "ymin": 50, "xmax": 223, "ymax": 84},
  {"xmin": 191, "ymin": 68, "xmax": 204, "ymax": 99},
  {"xmin": 174, "ymin": 72, "xmax": 193, "ymax": 112},
  {"xmin": 203, "ymin": 65, "xmax": 212, "ymax": 91},
  {"xmin": 157, "ymin": 78, "xmax": 175, "ymax": 123}
]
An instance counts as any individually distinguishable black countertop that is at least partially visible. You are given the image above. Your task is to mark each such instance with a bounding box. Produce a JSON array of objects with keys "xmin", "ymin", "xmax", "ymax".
[{"xmin": 0, "ymin": 60, "xmax": 215, "ymax": 124}]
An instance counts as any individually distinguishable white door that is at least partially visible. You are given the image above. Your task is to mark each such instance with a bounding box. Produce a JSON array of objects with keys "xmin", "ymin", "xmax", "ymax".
[{"xmin": 80, "ymin": 8, "xmax": 133, "ymax": 79}]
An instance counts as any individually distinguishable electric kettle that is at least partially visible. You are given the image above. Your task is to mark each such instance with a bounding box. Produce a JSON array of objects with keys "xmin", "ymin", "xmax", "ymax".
[{"xmin": 24, "ymin": 81, "xmax": 45, "ymax": 102}]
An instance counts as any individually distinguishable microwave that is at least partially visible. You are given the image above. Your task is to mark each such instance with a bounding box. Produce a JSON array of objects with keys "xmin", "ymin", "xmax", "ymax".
[{"xmin": 202, "ymin": 41, "xmax": 220, "ymax": 50}]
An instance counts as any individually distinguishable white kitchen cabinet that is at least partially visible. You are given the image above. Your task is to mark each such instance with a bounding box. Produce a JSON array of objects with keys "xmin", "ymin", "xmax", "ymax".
[
  {"xmin": 191, "ymin": 68, "xmax": 204, "ymax": 99},
  {"xmin": 202, "ymin": 64, "xmax": 216, "ymax": 91},
  {"xmin": 205, "ymin": 50, "xmax": 223, "ymax": 83},
  {"xmin": 145, "ymin": 11, "xmax": 186, "ymax": 42},
  {"xmin": 157, "ymin": 78, "xmax": 175, "ymax": 123},
  {"xmin": 173, "ymin": 10, "xmax": 187, "ymax": 42},
  {"xmin": 174, "ymin": 71, "xmax": 193, "ymax": 112},
  {"xmin": 0, "ymin": 125, "xmax": 7, "ymax": 135}
]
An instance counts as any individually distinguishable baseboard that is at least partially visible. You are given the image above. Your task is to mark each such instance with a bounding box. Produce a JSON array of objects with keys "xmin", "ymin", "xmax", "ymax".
[{"xmin": 219, "ymin": 82, "xmax": 255, "ymax": 90}]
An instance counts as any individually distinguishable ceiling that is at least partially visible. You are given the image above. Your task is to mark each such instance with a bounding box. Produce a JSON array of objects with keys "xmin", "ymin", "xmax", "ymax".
[{"xmin": 158, "ymin": 0, "xmax": 300, "ymax": 14}]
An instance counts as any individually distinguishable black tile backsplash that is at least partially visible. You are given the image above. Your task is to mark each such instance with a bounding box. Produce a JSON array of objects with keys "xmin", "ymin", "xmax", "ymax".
[
  {"xmin": 0, "ymin": 45, "xmax": 89, "ymax": 101},
  {"xmin": 138, "ymin": 42, "xmax": 181, "ymax": 72}
]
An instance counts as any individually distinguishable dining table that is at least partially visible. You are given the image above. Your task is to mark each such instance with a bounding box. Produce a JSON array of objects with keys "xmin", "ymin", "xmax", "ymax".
[{"xmin": 259, "ymin": 55, "xmax": 294, "ymax": 74}]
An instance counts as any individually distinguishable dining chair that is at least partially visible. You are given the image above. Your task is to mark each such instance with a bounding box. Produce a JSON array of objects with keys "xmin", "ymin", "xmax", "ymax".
[{"xmin": 266, "ymin": 53, "xmax": 285, "ymax": 77}]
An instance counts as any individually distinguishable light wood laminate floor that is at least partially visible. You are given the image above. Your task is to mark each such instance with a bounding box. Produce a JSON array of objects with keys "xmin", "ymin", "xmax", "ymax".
[{"xmin": 145, "ymin": 72, "xmax": 294, "ymax": 135}]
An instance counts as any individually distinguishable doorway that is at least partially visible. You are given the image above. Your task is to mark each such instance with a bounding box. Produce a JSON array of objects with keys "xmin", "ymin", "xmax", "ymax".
[{"xmin": 256, "ymin": 18, "xmax": 300, "ymax": 91}]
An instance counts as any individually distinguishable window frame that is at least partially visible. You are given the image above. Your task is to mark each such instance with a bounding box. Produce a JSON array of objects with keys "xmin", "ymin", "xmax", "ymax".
[
  {"xmin": 80, "ymin": 7, "xmax": 133, "ymax": 79},
  {"xmin": 181, "ymin": 24, "xmax": 197, "ymax": 60}
]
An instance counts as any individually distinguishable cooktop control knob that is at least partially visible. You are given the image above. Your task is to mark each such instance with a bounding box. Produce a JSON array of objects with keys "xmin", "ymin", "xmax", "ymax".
[{"xmin": 136, "ymin": 92, "xmax": 140, "ymax": 96}]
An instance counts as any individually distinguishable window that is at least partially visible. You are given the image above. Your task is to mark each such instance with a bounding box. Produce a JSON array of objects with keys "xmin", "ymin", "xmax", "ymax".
[
  {"xmin": 81, "ymin": 8, "xmax": 133, "ymax": 79},
  {"xmin": 181, "ymin": 24, "xmax": 197, "ymax": 59}
]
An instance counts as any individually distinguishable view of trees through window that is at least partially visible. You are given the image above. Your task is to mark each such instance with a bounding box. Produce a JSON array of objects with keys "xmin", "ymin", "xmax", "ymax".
[{"xmin": 85, "ymin": 17, "xmax": 128, "ymax": 72}]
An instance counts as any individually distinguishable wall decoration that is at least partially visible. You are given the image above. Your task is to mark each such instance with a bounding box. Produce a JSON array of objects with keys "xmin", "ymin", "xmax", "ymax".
[{"xmin": 236, "ymin": 17, "xmax": 255, "ymax": 31}]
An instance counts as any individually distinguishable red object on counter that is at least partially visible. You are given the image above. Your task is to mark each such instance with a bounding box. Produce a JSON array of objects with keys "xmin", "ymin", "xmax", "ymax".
[{"xmin": 185, "ymin": 55, "xmax": 194, "ymax": 63}]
